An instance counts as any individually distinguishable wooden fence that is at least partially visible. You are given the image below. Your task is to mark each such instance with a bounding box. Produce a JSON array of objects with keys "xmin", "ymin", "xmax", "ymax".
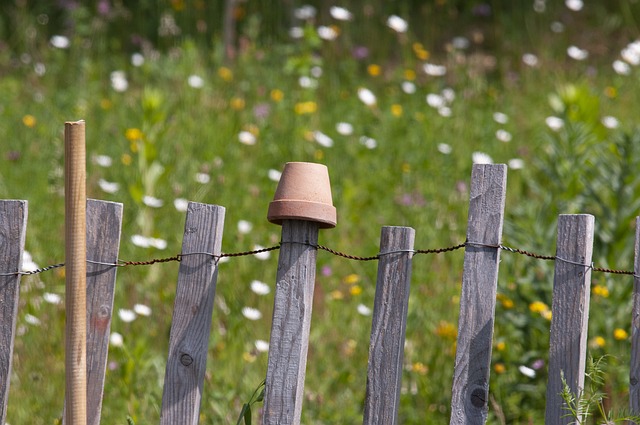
[{"xmin": 1, "ymin": 163, "xmax": 640, "ymax": 424}]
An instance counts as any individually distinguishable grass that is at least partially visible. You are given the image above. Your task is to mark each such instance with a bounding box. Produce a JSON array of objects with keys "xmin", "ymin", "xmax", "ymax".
[{"xmin": 1, "ymin": 2, "xmax": 640, "ymax": 424}]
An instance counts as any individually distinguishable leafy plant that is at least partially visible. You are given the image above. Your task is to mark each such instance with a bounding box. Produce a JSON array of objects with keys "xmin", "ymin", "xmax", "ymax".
[
  {"xmin": 236, "ymin": 379, "xmax": 266, "ymax": 425},
  {"xmin": 561, "ymin": 356, "xmax": 640, "ymax": 424}
]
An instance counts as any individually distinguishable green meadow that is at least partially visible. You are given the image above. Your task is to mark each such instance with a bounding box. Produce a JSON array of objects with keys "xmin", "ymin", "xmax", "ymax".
[{"xmin": 1, "ymin": 1, "xmax": 640, "ymax": 423}]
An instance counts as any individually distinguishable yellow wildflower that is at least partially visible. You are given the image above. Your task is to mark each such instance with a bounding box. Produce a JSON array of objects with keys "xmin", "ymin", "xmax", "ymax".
[
  {"xmin": 230, "ymin": 97, "xmax": 245, "ymax": 110},
  {"xmin": 412, "ymin": 362, "xmax": 428, "ymax": 375},
  {"xmin": 329, "ymin": 290, "xmax": 344, "ymax": 300},
  {"xmin": 270, "ymin": 89, "xmax": 284, "ymax": 102},
  {"xmin": 494, "ymin": 363, "xmax": 506, "ymax": 374},
  {"xmin": 593, "ymin": 284, "xmax": 609, "ymax": 298},
  {"xmin": 129, "ymin": 141, "xmax": 139, "ymax": 154},
  {"xmin": 529, "ymin": 301, "xmax": 548, "ymax": 314},
  {"xmin": 242, "ymin": 352, "xmax": 256, "ymax": 363},
  {"xmin": 314, "ymin": 150, "xmax": 324, "ymax": 161},
  {"xmin": 218, "ymin": 66, "xmax": 233, "ymax": 82},
  {"xmin": 391, "ymin": 104, "xmax": 403, "ymax": 117},
  {"xmin": 125, "ymin": 128, "xmax": 143, "ymax": 141},
  {"xmin": 294, "ymin": 101, "xmax": 317, "ymax": 115},
  {"xmin": 349, "ymin": 285, "xmax": 363, "ymax": 296},
  {"xmin": 402, "ymin": 163, "xmax": 411, "ymax": 173},
  {"xmin": 367, "ymin": 64, "xmax": 381, "ymax": 77},
  {"xmin": 496, "ymin": 341, "xmax": 506, "ymax": 352},
  {"xmin": 435, "ymin": 320, "xmax": 457, "ymax": 340},
  {"xmin": 592, "ymin": 336, "xmax": 606, "ymax": 348},
  {"xmin": 343, "ymin": 273, "xmax": 360, "ymax": 285},
  {"xmin": 404, "ymin": 69, "xmax": 416, "ymax": 81},
  {"xmin": 497, "ymin": 293, "xmax": 514, "ymax": 309},
  {"xmin": 22, "ymin": 115, "xmax": 36, "ymax": 128},
  {"xmin": 412, "ymin": 42, "xmax": 430, "ymax": 60},
  {"xmin": 614, "ymin": 328, "xmax": 628, "ymax": 340},
  {"xmin": 121, "ymin": 153, "xmax": 132, "ymax": 165},
  {"xmin": 530, "ymin": 301, "xmax": 552, "ymax": 320}
]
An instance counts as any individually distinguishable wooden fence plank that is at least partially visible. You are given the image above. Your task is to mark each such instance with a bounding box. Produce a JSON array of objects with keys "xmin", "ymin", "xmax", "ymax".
[
  {"xmin": 544, "ymin": 214, "xmax": 595, "ymax": 425},
  {"xmin": 0, "ymin": 200, "xmax": 28, "ymax": 425},
  {"xmin": 85, "ymin": 199, "xmax": 123, "ymax": 425},
  {"xmin": 62, "ymin": 200, "xmax": 124, "ymax": 425},
  {"xmin": 450, "ymin": 164, "xmax": 507, "ymax": 425},
  {"xmin": 160, "ymin": 202, "xmax": 225, "ymax": 425},
  {"xmin": 263, "ymin": 219, "xmax": 320, "ymax": 425},
  {"xmin": 362, "ymin": 226, "xmax": 415, "ymax": 425},
  {"xmin": 630, "ymin": 217, "xmax": 640, "ymax": 415}
]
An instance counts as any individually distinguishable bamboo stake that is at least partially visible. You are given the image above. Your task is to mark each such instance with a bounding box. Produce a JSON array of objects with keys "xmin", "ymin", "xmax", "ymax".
[{"xmin": 65, "ymin": 120, "xmax": 87, "ymax": 425}]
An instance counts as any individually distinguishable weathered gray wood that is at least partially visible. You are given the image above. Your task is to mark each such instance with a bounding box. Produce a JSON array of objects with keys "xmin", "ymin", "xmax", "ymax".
[
  {"xmin": 85, "ymin": 199, "xmax": 123, "ymax": 425},
  {"xmin": 630, "ymin": 217, "xmax": 640, "ymax": 415},
  {"xmin": 363, "ymin": 226, "xmax": 415, "ymax": 425},
  {"xmin": 263, "ymin": 219, "xmax": 320, "ymax": 425},
  {"xmin": 160, "ymin": 202, "xmax": 225, "ymax": 425},
  {"xmin": 544, "ymin": 214, "xmax": 595, "ymax": 425},
  {"xmin": 61, "ymin": 200, "xmax": 124, "ymax": 425},
  {"xmin": 450, "ymin": 164, "xmax": 507, "ymax": 425},
  {"xmin": 0, "ymin": 200, "xmax": 27, "ymax": 425}
]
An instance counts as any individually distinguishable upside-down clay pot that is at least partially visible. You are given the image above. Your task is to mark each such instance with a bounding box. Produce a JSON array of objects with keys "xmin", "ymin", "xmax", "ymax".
[{"xmin": 267, "ymin": 162, "xmax": 337, "ymax": 228}]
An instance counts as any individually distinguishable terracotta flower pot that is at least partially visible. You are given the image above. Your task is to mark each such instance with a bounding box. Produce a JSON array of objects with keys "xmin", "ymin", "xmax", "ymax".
[{"xmin": 267, "ymin": 162, "xmax": 337, "ymax": 228}]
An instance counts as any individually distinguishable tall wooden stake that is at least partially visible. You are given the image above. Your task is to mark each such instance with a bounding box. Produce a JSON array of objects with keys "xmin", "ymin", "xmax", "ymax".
[{"xmin": 65, "ymin": 120, "xmax": 87, "ymax": 425}]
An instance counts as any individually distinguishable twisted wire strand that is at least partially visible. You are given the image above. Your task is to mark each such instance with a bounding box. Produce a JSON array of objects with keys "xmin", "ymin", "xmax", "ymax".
[{"xmin": 1, "ymin": 241, "xmax": 637, "ymax": 278}]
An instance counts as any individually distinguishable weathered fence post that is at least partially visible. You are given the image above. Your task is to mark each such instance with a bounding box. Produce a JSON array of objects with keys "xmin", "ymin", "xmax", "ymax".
[
  {"xmin": 630, "ymin": 217, "xmax": 640, "ymax": 416},
  {"xmin": 160, "ymin": 202, "xmax": 225, "ymax": 425},
  {"xmin": 0, "ymin": 200, "xmax": 28, "ymax": 425},
  {"xmin": 363, "ymin": 226, "xmax": 415, "ymax": 425},
  {"xmin": 544, "ymin": 214, "xmax": 595, "ymax": 424},
  {"xmin": 85, "ymin": 199, "xmax": 123, "ymax": 425},
  {"xmin": 450, "ymin": 164, "xmax": 507, "ymax": 425},
  {"xmin": 62, "ymin": 199, "xmax": 124, "ymax": 425},
  {"xmin": 263, "ymin": 162, "xmax": 337, "ymax": 425},
  {"xmin": 263, "ymin": 219, "xmax": 320, "ymax": 424}
]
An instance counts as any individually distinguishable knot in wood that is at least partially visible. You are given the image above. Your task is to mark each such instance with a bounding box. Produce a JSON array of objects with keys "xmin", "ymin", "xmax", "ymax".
[
  {"xmin": 470, "ymin": 388, "xmax": 486, "ymax": 408},
  {"xmin": 180, "ymin": 353, "xmax": 194, "ymax": 367},
  {"xmin": 632, "ymin": 377, "xmax": 639, "ymax": 386}
]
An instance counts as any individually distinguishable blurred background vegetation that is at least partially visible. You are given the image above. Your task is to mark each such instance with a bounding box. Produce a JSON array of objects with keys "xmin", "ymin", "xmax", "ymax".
[{"xmin": 1, "ymin": 1, "xmax": 640, "ymax": 424}]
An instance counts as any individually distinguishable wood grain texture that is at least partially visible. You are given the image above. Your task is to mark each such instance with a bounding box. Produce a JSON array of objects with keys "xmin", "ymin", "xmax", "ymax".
[
  {"xmin": 631, "ymin": 217, "xmax": 640, "ymax": 415},
  {"xmin": 62, "ymin": 200, "xmax": 124, "ymax": 425},
  {"xmin": 363, "ymin": 226, "xmax": 415, "ymax": 425},
  {"xmin": 85, "ymin": 199, "xmax": 122, "ymax": 425},
  {"xmin": 160, "ymin": 202, "xmax": 225, "ymax": 425},
  {"xmin": 65, "ymin": 120, "xmax": 87, "ymax": 425},
  {"xmin": 544, "ymin": 214, "xmax": 594, "ymax": 425},
  {"xmin": 0, "ymin": 200, "xmax": 27, "ymax": 425},
  {"xmin": 450, "ymin": 164, "xmax": 507, "ymax": 425},
  {"xmin": 263, "ymin": 220, "xmax": 320, "ymax": 425}
]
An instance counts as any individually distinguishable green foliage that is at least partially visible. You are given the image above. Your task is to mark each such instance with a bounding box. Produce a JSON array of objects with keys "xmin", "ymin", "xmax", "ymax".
[
  {"xmin": 235, "ymin": 380, "xmax": 266, "ymax": 425},
  {"xmin": 561, "ymin": 356, "xmax": 640, "ymax": 424},
  {"xmin": 1, "ymin": 2, "xmax": 640, "ymax": 424}
]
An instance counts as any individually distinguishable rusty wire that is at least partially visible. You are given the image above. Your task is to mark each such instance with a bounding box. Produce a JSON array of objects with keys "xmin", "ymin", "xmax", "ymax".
[{"xmin": 1, "ymin": 241, "xmax": 638, "ymax": 278}]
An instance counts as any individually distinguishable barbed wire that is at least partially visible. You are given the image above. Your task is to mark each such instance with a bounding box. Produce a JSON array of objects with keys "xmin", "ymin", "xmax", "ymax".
[{"xmin": 0, "ymin": 241, "xmax": 637, "ymax": 278}]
